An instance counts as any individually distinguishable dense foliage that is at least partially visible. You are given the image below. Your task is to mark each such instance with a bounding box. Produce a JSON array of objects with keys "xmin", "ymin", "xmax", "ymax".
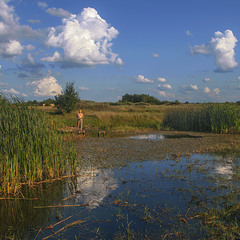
[
  {"xmin": 163, "ymin": 103, "xmax": 240, "ymax": 133},
  {"xmin": 0, "ymin": 96, "xmax": 76, "ymax": 194},
  {"xmin": 121, "ymin": 93, "xmax": 162, "ymax": 104},
  {"xmin": 55, "ymin": 82, "xmax": 80, "ymax": 113},
  {"xmin": 120, "ymin": 93, "xmax": 181, "ymax": 105}
]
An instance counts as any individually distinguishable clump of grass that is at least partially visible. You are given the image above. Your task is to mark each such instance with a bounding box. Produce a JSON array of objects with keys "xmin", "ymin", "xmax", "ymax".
[
  {"xmin": 163, "ymin": 103, "xmax": 240, "ymax": 133},
  {"xmin": 0, "ymin": 96, "xmax": 76, "ymax": 195},
  {"xmin": 201, "ymin": 203, "xmax": 240, "ymax": 239}
]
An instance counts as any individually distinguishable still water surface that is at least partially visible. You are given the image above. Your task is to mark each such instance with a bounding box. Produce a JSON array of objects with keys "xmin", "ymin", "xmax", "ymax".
[{"xmin": 1, "ymin": 134, "xmax": 240, "ymax": 239}]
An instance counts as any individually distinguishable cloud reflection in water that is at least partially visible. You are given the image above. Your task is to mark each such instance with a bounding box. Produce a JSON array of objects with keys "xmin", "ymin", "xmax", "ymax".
[
  {"xmin": 129, "ymin": 134, "xmax": 165, "ymax": 140},
  {"xmin": 75, "ymin": 169, "xmax": 119, "ymax": 209}
]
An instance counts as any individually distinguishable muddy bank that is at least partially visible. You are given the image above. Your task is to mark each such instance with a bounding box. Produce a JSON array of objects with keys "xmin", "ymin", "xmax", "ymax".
[{"xmin": 74, "ymin": 131, "xmax": 240, "ymax": 168}]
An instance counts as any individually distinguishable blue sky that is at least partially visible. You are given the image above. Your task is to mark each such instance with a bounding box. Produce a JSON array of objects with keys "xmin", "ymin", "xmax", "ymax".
[{"xmin": 0, "ymin": 0, "xmax": 240, "ymax": 102}]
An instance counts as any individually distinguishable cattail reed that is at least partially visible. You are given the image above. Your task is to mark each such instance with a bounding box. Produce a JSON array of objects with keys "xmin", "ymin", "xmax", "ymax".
[
  {"xmin": 0, "ymin": 96, "xmax": 76, "ymax": 195},
  {"xmin": 163, "ymin": 103, "xmax": 240, "ymax": 134}
]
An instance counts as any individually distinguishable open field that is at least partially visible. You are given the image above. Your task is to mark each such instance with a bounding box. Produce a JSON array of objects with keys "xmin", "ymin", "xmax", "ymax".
[
  {"xmin": 40, "ymin": 101, "xmax": 240, "ymax": 136},
  {"xmin": 40, "ymin": 102, "xmax": 197, "ymax": 134}
]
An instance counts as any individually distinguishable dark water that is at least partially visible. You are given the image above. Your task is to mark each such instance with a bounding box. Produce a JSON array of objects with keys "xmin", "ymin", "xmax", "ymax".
[{"xmin": 1, "ymin": 134, "xmax": 240, "ymax": 239}]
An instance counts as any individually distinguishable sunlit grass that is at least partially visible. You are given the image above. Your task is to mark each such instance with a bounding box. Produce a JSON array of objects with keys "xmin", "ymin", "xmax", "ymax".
[
  {"xmin": 40, "ymin": 102, "xmax": 240, "ymax": 134},
  {"xmin": 44, "ymin": 102, "xmax": 191, "ymax": 132}
]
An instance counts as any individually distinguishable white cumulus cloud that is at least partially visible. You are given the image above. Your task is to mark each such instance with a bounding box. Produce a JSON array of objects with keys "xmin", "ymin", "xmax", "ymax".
[
  {"xmin": 204, "ymin": 87, "xmax": 211, "ymax": 93},
  {"xmin": 190, "ymin": 84, "xmax": 198, "ymax": 90},
  {"xmin": 38, "ymin": 1, "xmax": 48, "ymax": 9},
  {"xmin": 25, "ymin": 44, "xmax": 35, "ymax": 51},
  {"xmin": 186, "ymin": 30, "xmax": 193, "ymax": 37},
  {"xmin": 2, "ymin": 88, "xmax": 20, "ymax": 95},
  {"xmin": 213, "ymin": 88, "xmax": 220, "ymax": 95},
  {"xmin": 28, "ymin": 19, "xmax": 41, "ymax": 24},
  {"xmin": 46, "ymin": 8, "xmax": 71, "ymax": 18},
  {"xmin": 28, "ymin": 75, "xmax": 62, "ymax": 96},
  {"xmin": 180, "ymin": 84, "xmax": 199, "ymax": 94},
  {"xmin": 79, "ymin": 87, "xmax": 89, "ymax": 91},
  {"xmin": 136, "ymin": 75, "xmax": 154, "ymax": 84},
  {"xmin": 203, "ymin": 78, "xmax": 211, "ymax": 82},
  {"xmin": 191, "ymin": 29, "xmax": 238, "ymax": 72},
  {"xmin": 157, "ymin": 90, "xmax": 167, "ymax": 97},
  {"xmin": 0, "ymin": 82, "xmax": 8, "ymax": 86},
  {"xmin": 0, "ymin": 40, "xmax": 23, "ymax": 57},
  {"xmin": 0, "ymin": 0, "xmax": 39, "ymax": 58},
  {"xmin": 157, "ymin": 77, "xmax": 166, "ymax": 83},
  {"xmin": 158, "ymin": 84, "xmax": 172, "ymax": 90},
  {"xmin": 204, "ymin": 87, "xmax": 220, "ymax": 97},
  {"xmin": 41, "ymin": 7, "xmax": 123, "ymax": 67}
]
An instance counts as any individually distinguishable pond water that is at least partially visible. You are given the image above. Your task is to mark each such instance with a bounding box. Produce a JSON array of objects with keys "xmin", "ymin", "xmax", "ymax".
[
  {"xmin": 1, "ymin": 134, "xmax": 240, "ymax": 239},
  {"xmin": 128, "ymin": 133, "xmax": 202, "ymax": 140}
]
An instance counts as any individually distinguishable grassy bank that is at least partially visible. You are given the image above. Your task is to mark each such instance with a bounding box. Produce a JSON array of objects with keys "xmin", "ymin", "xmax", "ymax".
[
  {"xmin": 0, "ymin": 97, "xmax": 76, "ymax": 195},
  {"xmin": 44, "ymin": 101, "xmax": 194, "ymax": 133},
  {"xmin": 39, "ymin": 102, "xmax": 240, "ymax": 136}
]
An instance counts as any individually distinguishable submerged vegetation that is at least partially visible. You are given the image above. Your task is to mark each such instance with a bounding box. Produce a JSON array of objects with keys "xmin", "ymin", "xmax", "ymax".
[
  {"xmin": 163, "ymin": 103, "xmax": 240, "ymax": 134},
  {"xmin": 0, "ymin": 96, "xmax": 76, "ymax": 195}
]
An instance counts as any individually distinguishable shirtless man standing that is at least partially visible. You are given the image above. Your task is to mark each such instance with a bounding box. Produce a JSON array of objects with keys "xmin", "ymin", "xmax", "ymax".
[{"xmin": 77, "ymin": 109, "xmax": 84, "ymax": 131}]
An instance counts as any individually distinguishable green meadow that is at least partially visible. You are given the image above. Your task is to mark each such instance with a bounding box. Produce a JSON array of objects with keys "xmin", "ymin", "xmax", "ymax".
[{"xmin": 43, "ymin": 101, "xmax": 240, "ymax": 134}]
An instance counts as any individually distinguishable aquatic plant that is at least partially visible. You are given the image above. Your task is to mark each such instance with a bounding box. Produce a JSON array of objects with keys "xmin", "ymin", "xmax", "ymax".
[
  {"xmin": 0, "ymin": 96, "xmax": 76, "ymax": 194},
  {"xmin": 163, "ymin": 103, "xmax": 240, "ymax": 133},
  {"xmin": 200, "ymin": 203, "xmax": 240, "ymax": 239}
]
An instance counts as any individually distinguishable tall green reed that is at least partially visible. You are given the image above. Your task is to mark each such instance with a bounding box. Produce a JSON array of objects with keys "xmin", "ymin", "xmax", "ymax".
[
  {"xmin": 163, "ymin": 103, "xmax": 240, "ymax": 133},
  {"xmin": 0, "ymin": 96, "xmax": 76, "ymax": 194}
]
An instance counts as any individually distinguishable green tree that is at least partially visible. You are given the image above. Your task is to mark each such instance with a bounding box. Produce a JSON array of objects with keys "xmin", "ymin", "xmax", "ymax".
[{"xmin": 55, "ymin": 82, "xmax": 80, "ymax": 113}]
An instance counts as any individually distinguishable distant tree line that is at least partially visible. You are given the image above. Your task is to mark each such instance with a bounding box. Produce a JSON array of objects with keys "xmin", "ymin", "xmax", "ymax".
[
  {"xmin": 120, "ymin": 93, "xmax": 181, "ymax": 105},
  {"xmin": 25, "ymin": 91, "xmax": 240, "ymax": 110},
  {"xmin": 27, "ymin": 98, "xmax": 55, "ymax": 106}
]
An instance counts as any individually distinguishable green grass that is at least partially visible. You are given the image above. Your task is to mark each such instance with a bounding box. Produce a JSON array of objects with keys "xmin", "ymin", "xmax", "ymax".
[
  {"xmin": 0, "ymin": 96, "xmax": 76, "ymax": 195},
  {"xmin": 43, "ymin": 102, "xmax": 173, "ymax": 132},
  {"xmin": 40, "ymin": 101, "xmax": 240, "ymax": 134}
]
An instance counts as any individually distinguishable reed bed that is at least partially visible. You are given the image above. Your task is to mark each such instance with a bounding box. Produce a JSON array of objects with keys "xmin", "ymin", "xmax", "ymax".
[
  {"xmin": 163, "ymin": 103, "xmax": 240, "ymax": 133},
  {"xmin": 0, "ymin": 96, "xmax": 76, "ymax": 195}
]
